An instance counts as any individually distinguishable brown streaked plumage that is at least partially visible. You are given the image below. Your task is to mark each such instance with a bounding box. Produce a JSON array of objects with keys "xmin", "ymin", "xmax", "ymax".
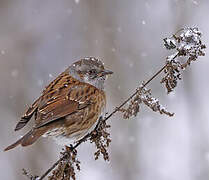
[{"xmin": 4, "ymin": 57, "xmax": 113, "ymax": 151}]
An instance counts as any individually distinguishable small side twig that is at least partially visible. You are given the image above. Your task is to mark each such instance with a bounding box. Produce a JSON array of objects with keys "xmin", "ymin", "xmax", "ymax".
[{"xmin": 22, "ymin": 168, "xmax": 39, "ymax": 180}]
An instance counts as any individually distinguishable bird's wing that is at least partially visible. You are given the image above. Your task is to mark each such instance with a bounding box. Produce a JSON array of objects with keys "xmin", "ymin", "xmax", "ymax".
[
  {"xmin": 14, "ymin": 68, "xmax": 70, "ymax": 131},
  {"xmin": 35, "ymin": 83, "xmax": 93, "ymax": 129}
]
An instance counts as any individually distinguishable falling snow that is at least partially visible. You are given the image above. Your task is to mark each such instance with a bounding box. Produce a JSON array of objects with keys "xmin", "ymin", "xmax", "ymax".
[
  {"xmin": 129, "ymin": 136, "xmax": 135, "ymax": 143},
  {"xmin": 117, "ymin": 27, "xmax": 122, "ymax": 32},
  {"xmin": 129, "ymin": 62, "xmax": 134, "ymax": 68},
  {"xmin": 141, "ymin": 52, "xmax": 147, "ymax": 57},
  {"xmin": 192, "ymin": 0, "xmax": 198, "ymax": 5},
  {"xmin": 0, "ymin": 50, "xmax": 5, "ymax": 55},
  {"xmin": 75, "ymin": 0, "xmax": 80, "ymax": 4},
  {"xmin": 95, "ymin": 39, "xmax": 99, "ymax": 44},
  {"xmin": 11, "ymin": 69, "xmax": 19, "ymax": 78},
  {"xmin": 111, "ymin": 48, "xmax": 116, "ymax": 52},
  {"xmin": 49, "ymin": 73, "xmax": 54, "ymax": 78}
]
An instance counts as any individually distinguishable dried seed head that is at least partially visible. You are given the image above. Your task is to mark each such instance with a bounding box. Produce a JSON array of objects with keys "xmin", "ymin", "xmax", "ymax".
[{"xmin": 162, "ymin": 27, "xmax": 206, "ymax": 93}]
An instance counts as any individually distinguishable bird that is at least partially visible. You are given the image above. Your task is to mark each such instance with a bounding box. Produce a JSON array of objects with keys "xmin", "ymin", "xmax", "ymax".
[{"xmin": 4, "ymin": 57, "xmax": 113, "ymax": 151}]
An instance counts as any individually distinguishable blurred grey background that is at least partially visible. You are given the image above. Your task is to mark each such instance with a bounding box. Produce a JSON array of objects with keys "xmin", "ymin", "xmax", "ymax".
[{"xmin": 1, "ymin": 0, "xmax": 209, "ymax": 180}]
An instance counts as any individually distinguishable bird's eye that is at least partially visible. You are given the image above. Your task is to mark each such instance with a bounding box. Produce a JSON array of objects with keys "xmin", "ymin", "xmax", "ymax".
[{"xmin": 88, "ymin": 69, "xmax": 97, "ymax": 74}]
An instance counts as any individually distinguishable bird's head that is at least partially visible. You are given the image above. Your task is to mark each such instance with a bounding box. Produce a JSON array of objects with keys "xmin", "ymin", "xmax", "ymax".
[{"xmin": 69, "ymin": 57, "xmax": 113, "ymax": 90}]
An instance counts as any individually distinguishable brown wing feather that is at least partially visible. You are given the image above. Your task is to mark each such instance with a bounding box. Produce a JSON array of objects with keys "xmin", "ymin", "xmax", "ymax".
[
  {"xmin": 14, "ymin": 98, "xmax": 40, "ymax": 131},
  {"xmin": 35, "ymin": 97, "xmax": 79, "ymax": 128}
]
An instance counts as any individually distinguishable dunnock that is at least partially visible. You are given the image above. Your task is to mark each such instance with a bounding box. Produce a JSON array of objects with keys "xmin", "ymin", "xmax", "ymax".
[{"xmin": 4, "ymin": 57, "xmax": 113, "ymax": 151}]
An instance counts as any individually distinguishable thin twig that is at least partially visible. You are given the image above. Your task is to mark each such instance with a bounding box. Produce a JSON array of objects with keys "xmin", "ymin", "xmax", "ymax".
[
  {"xmin": 39, "ymin": 156, "xmax": 65, "ymax": 180},
  {"xmin": 38, "ymin": 64, "xmax": 167, "ymax": 180}
]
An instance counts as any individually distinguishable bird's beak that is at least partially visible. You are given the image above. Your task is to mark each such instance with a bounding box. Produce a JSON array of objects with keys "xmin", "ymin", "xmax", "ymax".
[{"xmin": 101, "ymin": 69, "xmax": 113, "ymax": 76}]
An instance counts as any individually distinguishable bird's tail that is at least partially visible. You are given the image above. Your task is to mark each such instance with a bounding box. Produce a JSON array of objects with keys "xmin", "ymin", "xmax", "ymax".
[{"xmin": 4, "ymin": 127, "xmax": 47, "ymax": 151}]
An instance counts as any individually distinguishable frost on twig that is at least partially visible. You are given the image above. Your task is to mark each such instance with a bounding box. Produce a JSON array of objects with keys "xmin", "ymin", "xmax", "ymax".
[
  {"xmin": 162, "ymin": 27, "xmax": 206, "ymax": 93},
  {"xmin": 119, "ymin": 86, "xmax": 174, "ymax": 119}
]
